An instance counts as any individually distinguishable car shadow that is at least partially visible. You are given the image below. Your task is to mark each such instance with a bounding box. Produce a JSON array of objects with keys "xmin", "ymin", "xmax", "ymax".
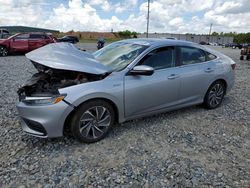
[
  {"xmin": 21, "ymin": 96, "xmax": 231, "ymax": 148},
  {"xmin": 8, "ymin": 53, "xmax": 26, "ymax": 56}
]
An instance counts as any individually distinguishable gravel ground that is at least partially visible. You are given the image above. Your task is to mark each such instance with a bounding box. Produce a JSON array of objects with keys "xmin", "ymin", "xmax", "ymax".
[{"xmin": 0, "ymin": 44, "xmax": 249, "ymax": 187}]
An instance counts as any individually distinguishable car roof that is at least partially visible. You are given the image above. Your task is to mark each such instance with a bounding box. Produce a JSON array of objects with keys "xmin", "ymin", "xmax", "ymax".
[
  {"xmin": 14, "ymin": 32, "xmax": 48, "ymax": 35},
  {"xmin": 118, "ymin": 38, "xmax": 220, "ymax": 56},
  {"xmin": 119, "ymin": 38, "xmax": 200, "ymax": 48},
  {"xmin": 28, "ymin": 32, "xmax": 48, "ymax": 35}
]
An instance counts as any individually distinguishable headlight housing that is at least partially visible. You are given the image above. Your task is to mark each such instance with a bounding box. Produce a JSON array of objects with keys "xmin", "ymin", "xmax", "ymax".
[{"xmin": 22, "ymin": 94, "xmax": 66, "ymax": 105}]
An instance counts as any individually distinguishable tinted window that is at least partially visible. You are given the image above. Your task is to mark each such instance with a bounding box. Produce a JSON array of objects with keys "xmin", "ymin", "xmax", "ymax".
[
  {"xmin": 44, "ymin": 35, "xmax": 49, "ymax": 39},
  {"xmin": 30, "ymin": 34, "xmax": 47, "ymax": 39},
  {"xmin": 180, "ymin": 47, "xmax": 206, "ymax": 65},
  {"xmin": 63, "ymin": 36, "xmax": 73, "ymax": 39},
  {"xmin": 14, "ymin": 34, "xmax": 29, "ymax": 40},
  {"xmin": 140, "ymin": 47, "xmax": 175, "ymax": 70}
]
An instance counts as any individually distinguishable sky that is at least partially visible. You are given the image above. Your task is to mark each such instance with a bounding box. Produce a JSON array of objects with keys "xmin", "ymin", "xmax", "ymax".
[{"xmin": 0, "ymin": 0, "xmax": 249, "ymax": 34}]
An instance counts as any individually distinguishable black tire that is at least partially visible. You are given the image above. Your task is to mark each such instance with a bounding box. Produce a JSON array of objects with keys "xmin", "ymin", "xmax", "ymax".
[
  {"xmin": 70, "ymin": 100, "xmax": 115, "ymax": 143},
  {"xmin": 240, "ymin": 55, "xmax": 244, "ymax": 60},
  {"xmin": 203, "ymin": 81, "xmax": 226, "ymax": 109},
  {"xmin": 0, "ymin": 46, "xmax": 8, "ymax": 56},
  {"xmin": 246, "ymin": 55, "xmax": 250, "ymax": 61}
]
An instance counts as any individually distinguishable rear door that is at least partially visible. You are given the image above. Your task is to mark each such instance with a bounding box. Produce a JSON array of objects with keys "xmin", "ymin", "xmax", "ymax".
[
  {"xmin": 177, "ymin": 46, "xmax": 216, "ymax": 104},
  {"xmin": 10, "ymin": 33, "xmax": 29, "ymax": 52},
  {"xmin": 28, "ymin": 34, "xmax": 49, "ymax": 51},
  {"xmin": 124, "ymin": 46, "xmax": 181, "ymax": 117}
]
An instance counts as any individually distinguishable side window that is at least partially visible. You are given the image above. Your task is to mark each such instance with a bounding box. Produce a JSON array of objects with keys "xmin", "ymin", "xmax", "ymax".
[
  {"xmin": 206, "ymin": 52, "xmax": 217, "ymax": 61},
  {"xmin": 179, "ymin": 47, "xmax": 206, "ymax": 65},
  {"xmin": 30, "ymin": 34, "xmax": 43, "ymax": 39},
  {"xmin": 14, "ymin": 34, "xmax": 29, "ymax": 40},
  {"xmin": 44, "ymin": 35, "xmax": 49, "ymax": 39},
  {"xmin": 140, "ymin": 47, "xmax": 175, "ymax": 70}
]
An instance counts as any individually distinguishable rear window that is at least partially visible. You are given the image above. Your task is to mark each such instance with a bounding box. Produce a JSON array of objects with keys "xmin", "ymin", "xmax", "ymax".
[
  {"xmin": 179, "ymin": 46, "xmax": 206, "ymax": 65},
  {"xmin": 14, "ymin": 34, "xmax": 29, "ymax": 39},
  {"xmin": 30, "ymin": 34, "xmax": 47, "ymax": 39}
]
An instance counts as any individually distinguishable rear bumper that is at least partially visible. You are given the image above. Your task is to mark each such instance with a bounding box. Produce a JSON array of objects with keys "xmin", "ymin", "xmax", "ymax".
[{"xmin": 16, "ymin": 100, "xmax": 74, "ymax": 138}]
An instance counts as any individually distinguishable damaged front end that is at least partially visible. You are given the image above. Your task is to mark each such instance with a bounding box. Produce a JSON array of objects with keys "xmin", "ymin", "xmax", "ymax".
[
  {"xmin": 18, "ymin": 61, "xmax": 108, "ymax": 104},
  {"xmin": 16, "ymin": 42, "xmax": 112, "ymax": 138},
  {"xmin": 17, "ymin": 42, "xmax": 111, "ymax": 104}
]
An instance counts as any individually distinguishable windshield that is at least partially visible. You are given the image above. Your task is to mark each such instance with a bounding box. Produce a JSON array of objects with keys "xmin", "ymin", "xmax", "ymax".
[
  {"xmin": 7, "ymin": 34, "xmax": 18, "ymax": 39},
  {"xmin": 93, "ymin": 42, "xmax": 148, "ymax": 71}
]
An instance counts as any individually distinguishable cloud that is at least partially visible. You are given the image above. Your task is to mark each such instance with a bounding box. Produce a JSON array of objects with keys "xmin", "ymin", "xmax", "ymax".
[
  {"xmin": 169, "ymin": 17, "xmax": 184, "ymax": 26},
  {"xmin": 0, "ymin": 0, "xmax": 249, "ymax": 33},
  {"xmin": 88, "ymin": 0, "xmax": 112, "ymax": 11},
  {"xmin": 0, "ymin": 0, "xmax": 46, "ymax": 27},
  {"xmin": 213, "ymin": 0, "xmax": 250, "ymax": 14}
]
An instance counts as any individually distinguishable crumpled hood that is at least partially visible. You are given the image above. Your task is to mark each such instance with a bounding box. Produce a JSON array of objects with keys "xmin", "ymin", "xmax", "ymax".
[{"xmin": 26, "ymin": 42, "xmax": 111, "ymax": 75}]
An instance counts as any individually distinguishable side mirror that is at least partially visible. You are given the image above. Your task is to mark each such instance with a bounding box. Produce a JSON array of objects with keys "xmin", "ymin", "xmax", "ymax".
[{"xmin": 129, "ymin": 65, "xmax": 154, "ymax": 76}]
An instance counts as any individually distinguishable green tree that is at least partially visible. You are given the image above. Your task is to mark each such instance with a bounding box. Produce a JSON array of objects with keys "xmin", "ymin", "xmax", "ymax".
[
  {"xmin": 211, "ymin": 32, "xmax": 219, "ymax": 36},
  {"xmin": 211, "ymin": 31, "xmax": 250, "ymax": 43},
  {"xmin": 117, "ymin": 30, "xmax": 138, "ymax": 38}
]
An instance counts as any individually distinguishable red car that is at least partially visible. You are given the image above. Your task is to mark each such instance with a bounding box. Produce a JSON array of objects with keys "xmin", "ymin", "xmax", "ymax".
[{"xmin": 0, "ymin": 33, "xmax": 56, "ymax": 56}]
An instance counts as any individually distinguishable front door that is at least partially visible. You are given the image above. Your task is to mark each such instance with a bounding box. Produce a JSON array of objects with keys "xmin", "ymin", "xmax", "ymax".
[
  {"xmin": 124, "ymin": 46, "xmax": 181, "ymax": 117},
  {"xmin": 10, "ymin": 33, "xmax": 29, "ymax": 53}
]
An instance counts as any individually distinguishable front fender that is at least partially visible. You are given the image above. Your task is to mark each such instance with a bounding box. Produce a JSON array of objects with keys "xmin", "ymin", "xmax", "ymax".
[
  {"xmin": 71, "ymin": 92, "xmax": 124, "ymax": 122},
  {"xmin": 59, "ymin": 77, "xmax": 125, "ymax": 123},
  {"xmin": 0, "ymin": 42, "xmax": 9, "ymax": 49}
]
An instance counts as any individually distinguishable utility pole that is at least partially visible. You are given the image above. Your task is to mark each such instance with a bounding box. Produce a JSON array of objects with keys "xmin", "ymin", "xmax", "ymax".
[
  {"xmin": 146, "ymin": 0, "xmax": 150, "ymax": 38},
  {"xmin": 208, "ymin": 23, "xmax": 213, "ymax": 43},
  {"xmin": 209, "ymin": 23, "xmax": 213, "ymax": 35}
]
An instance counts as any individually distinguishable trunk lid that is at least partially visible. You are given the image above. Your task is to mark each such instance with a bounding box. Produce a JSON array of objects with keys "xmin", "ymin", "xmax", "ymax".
[{"xmin": 25, "ymin": 42, "xmax": 111, "ymax": 74}]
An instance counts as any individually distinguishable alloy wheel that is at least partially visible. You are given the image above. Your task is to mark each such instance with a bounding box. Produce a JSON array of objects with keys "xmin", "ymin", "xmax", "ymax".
[
  {"xmin": 0, "ymin": 47, "xmax": 8, "ymax": 56},
  {"xmin": 208, "ymin": 83, "xmax": 224, "ymax": 108},
  {"xmin": 79, "ymin": 106, "xmax": 111, "ymax": 140}
]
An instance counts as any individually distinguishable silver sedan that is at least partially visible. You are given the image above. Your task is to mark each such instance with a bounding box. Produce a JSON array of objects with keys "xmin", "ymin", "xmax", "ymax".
[{"xmin": 17, "ymin": 39, "xmax": 235, "ymax": 143}]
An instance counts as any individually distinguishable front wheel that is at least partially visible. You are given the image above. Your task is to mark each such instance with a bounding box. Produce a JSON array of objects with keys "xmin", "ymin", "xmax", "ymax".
[
  {"xmin": 0, "ymin": 46, "xmax": 8, "ymax": 56},
  {"xmin": 70, "ymin": 100, "xmax": 115, "ymax": 143},
  {"xmin": 204, "ymin": 81, "xmax": 226, "ymax": 109}
]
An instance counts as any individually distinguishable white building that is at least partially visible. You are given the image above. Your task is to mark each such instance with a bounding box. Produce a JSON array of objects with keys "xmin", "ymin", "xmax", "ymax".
[{"xmin": 138, "ymin": 33, "xmax": 233, "ymax": 44}]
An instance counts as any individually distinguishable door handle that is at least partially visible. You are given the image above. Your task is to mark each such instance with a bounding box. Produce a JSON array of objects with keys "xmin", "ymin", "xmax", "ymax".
[
  {"xmin": 168, "ymin": 74, "xmax": 179, "ymax": 80},
  {"xmin": 204, "ymin": 68, "xmax": 214, "ymax": 73}
]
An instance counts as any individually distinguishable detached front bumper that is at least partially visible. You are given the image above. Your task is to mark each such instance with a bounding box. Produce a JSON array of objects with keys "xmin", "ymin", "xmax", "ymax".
[{"xmin": 16, "ymin": 100, "xmax": 74, "ymax": 138}]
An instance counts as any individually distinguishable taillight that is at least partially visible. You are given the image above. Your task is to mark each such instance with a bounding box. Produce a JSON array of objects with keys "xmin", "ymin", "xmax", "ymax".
[{"xmin": 231, "ymin": 64, "xmax": 236, "ymax": 70}]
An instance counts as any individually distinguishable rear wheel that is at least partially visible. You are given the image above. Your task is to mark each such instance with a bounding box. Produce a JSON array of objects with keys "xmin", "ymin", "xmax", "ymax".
[
  {"xmin": 204, "ymin": 81, "xmax": 226, "ymax": 109},
  {"xmin": 70, "ymin": 100, "xmax": 115, "ymax": 143},
  {"xmin": 0, "ymin": 46, "xmax": 8, "ymax": 56}
]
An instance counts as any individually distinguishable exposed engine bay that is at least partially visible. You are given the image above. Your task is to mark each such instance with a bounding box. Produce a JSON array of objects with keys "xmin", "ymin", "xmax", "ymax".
[{"xmin": 18, "ymin": 61, "xmax": 108, "ymax": 99}]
